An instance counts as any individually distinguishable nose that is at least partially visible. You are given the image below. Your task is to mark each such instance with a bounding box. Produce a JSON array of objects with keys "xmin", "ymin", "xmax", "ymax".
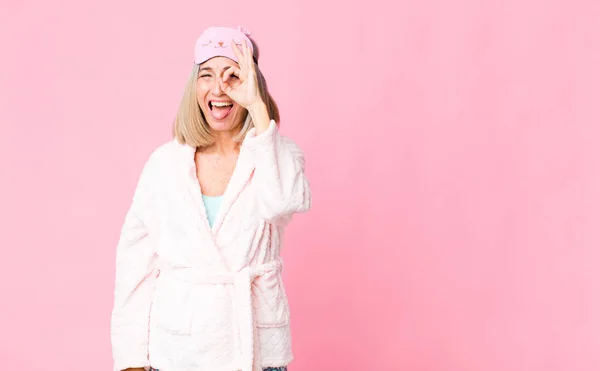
[
  {"xmin": 210, "ymin": 77, "xmax": 224, "ymax": 95},
  {"xmin": 218, "ymin": 41, "xmax": 224, "ymax": 47}
]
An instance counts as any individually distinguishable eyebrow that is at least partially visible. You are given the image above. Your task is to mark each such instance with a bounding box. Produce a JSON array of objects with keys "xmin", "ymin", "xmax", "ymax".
[{"xmin": 199, "ymin": 66, "xmax": 232, "ymax": 73}]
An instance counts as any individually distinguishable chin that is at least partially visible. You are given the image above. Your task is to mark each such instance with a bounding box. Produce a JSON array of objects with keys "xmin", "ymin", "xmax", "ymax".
[
  {"xmin": 207, "ymin": 116, "xmax": 243, "ymax": 133},
  {"xmin": 204, "ymin": 111, "xmax": 245, "ymax": 133},
  {"xmin": 209, "ymin": 121, "xmax": 236, "ymax": 132}
]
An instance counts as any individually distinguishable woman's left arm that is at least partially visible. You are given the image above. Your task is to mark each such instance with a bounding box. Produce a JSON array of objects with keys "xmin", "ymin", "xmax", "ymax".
[
  {"xmin": 219, "ymin": 40, "xmax": 311, "ymax": 225},
  {"xmin": 245, "ymin": 102, "xmax": 311, "ymax": 226}
]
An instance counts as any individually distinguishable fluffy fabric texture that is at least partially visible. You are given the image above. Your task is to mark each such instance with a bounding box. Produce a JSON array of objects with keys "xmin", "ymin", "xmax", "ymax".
[{"xmin": 110, "ymin": 120, "xmax": 311, "ymax": 371}]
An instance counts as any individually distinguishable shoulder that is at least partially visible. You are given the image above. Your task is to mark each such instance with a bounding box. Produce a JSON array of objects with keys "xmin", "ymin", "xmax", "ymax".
[
  {"xmin": 146, "ymin": 139, "xmax": 184, "ymax": 166},
  {"xmin": 139, "ymin": 139, "xmax": 185, "ymax": 178}
]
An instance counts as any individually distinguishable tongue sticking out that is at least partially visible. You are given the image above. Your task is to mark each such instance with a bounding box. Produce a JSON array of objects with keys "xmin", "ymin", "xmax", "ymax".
[{"xmin": 210, "ymin": 104, "xmax": 233, "ymax": 120}]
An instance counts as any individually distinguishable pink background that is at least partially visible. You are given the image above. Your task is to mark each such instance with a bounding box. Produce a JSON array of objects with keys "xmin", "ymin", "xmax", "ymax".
[{"xmin": 1, "ymin": 0, "xmax": 599, "ymax": 370}]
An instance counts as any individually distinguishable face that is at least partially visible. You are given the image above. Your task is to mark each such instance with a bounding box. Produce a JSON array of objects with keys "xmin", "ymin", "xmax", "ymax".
[{"xmin": 196, "ymin": 56, "xmax": 246, "ymax": 132}]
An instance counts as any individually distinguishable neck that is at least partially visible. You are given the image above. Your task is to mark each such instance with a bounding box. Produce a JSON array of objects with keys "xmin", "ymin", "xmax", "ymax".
[{"xmin": 203, "ymin": 128, "xmax": 240, "ymax": 155}]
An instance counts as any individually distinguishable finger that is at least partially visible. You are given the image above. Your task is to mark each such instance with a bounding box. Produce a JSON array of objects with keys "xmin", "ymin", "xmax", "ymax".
[
  {"xmin": 222, "ymin": 66, "xmax": 241, "ymax": 83},
  {"xmin": 218, "ymin": 78, "xmax": 232, "ymax": 95},
  {"xmin": 242, "ymin": 40, "xmax": 249, "ymax": 65},
  {"xmin": 244, "ymin": 40, "xmax": 253, "ymax": 67},
  {"xmin": 231, "ymin": 40, "xmax": 244, "ymax": 64}
]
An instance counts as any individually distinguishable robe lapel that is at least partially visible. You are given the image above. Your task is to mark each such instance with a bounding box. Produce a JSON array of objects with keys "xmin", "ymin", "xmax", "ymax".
[
  {"xmin": 174, "ymin": 140, "xmax": 231, "ymax": 269},
  {"xmin": 174, "ymin": 134, "xmax": 256, "ymax": 270},
  {"xmin": 211, "ymin": 144, "xmax": 255, "ymax": 235}
]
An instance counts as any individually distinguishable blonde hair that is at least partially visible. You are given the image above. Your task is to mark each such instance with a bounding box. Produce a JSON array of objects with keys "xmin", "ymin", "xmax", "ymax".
[{"xmin": 172, "ymin": 37, "xmax": 280, "ymax": 147}]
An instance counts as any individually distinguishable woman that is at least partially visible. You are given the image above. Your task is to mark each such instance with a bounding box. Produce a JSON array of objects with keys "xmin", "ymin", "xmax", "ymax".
[{"xmin": 110, "ymin": 25, "xmax": 311, "ymax": 371}]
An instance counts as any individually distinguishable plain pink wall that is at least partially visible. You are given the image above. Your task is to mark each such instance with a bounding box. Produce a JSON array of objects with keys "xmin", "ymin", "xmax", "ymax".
[{"xmin": 1, "ymin": 0, "xmax": 599, "ymax": 370}]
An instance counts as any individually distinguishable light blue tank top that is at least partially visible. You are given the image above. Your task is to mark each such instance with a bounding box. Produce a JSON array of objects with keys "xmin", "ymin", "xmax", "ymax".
[{"xmin": 202, "ymin": 194, "xmax": 224, "ymax": 227}]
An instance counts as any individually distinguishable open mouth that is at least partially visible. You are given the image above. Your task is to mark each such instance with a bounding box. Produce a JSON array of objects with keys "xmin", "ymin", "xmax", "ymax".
[{"xmin": 208, "ymin": 100, "xmax": 234, "ymax": 120}]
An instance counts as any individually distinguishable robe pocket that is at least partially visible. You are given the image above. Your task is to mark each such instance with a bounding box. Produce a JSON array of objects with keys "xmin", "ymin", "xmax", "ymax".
[
  {"xmin": 150, "ymin": 276, "xmax": 193, "ymax": 335},
  {"xmin": 252, "ymin": 270, "xmax": 290, "ymax": 328}
]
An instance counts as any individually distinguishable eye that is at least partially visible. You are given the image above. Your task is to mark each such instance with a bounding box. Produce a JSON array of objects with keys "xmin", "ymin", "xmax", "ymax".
[
  {"xmin": 199, "ymin": 74, "xmax": 212, "ymax": 78},
  {"xmin": 201, "ymin": 40, "xmax": 212, "ymax": 46}
]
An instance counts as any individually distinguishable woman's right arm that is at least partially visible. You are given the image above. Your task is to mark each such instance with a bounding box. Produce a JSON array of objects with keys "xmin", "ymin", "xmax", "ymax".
[{"xmin": 110, "ymin": 153, "xmax": 159, "ymax": 371}]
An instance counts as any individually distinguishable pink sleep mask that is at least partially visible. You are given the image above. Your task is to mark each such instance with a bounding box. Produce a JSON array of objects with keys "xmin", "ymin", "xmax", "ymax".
[{"xmin": 194, "ymin": 25, "xmax": 256, "ymax": 65}]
